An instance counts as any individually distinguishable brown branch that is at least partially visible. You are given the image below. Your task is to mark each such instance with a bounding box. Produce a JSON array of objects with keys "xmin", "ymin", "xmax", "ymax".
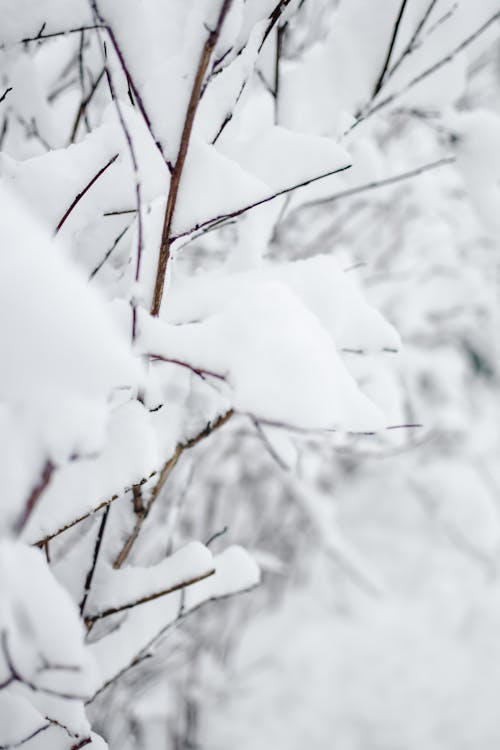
[
  {"xmin": 84, "ymin": 569, "xmax": 215, "ymax": 625},
  {"xmin": 14, "ymin": 460, "xmax": 54, "ymax": 535},
  {"xmin": 112, "ymin": 409, "xmax": 233, "ymax": 569},
  {"xmin": 150, "ymin": 0, "xmax": 234, "ymax": 317},
  {"xmin": 54, "ymin": 153, "xmax": 118, "ymax": 234}
]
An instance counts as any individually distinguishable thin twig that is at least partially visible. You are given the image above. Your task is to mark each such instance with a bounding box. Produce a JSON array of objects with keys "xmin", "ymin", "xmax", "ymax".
[
  {"xmin": 0, "ymin": 87, "xmax": 12, "ymax": 104},
  {"xmin": 18, "ymin": 25, "xmax": 103, "ymax": 44},
  {"xmin": 69, "ymin": 67, "xmax": 105, "ymax": 143},
  {"xmin": 14, "ymin": 461, "xmax": 54, "ymax": 535},
  {"xmin": 79, "ymin": 505, "xmax": 110, "ymax": 616},
  {"xmin": 54, "ymin": 153, "xmax": 118, "ymax": 234},
  {"xmin": 89, "ymin": 223, "xmax": 131, "ymax": 280},
  {"xmin": 353, "ymin": 11, "xmax": 500, "ymax": 129},
  {"xmin": 385, "ymin": 0, "xmax": 439, "ymax": 82},
  {"xmin": 171, "ymin": 163, "xmax": 352, "ymax": 241},
  {"xmin": 372, "ymin": 0, "xmax": 409, "ymax": 97},
  {"xmin": 299, "ymin": 157, "xmax": 454, "ymax": 211}
]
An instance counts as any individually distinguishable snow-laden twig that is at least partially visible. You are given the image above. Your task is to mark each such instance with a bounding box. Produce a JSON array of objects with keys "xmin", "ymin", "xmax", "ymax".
[{"xmin": 84, "ymin": 568, "xmax": 215, "ymax": 626}]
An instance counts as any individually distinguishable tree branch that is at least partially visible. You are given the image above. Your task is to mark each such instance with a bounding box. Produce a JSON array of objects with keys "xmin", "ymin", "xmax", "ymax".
[
  {"xmin": 54, "ymin": 153, "xmax": 118, "ymax": 234},
  {"xmin": 79, "ymin": 505, "xmax": 110, "ymax": 616},
  {"xmin": 150, "ymin": 0, "xmax": 234, "ymax": 317},
  {"xmin": 372, "ymin": 0, "xmax": 409, "ymax": 98}
]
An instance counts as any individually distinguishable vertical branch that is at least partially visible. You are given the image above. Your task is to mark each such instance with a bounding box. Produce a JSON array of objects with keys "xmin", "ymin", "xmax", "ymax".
[
  {"xmin": 89, "ymin": 0, "xmax": 144, "ymax": 341},
  {"xmin": 372, "ymin": 0, "xmax": 409, "ymax": 97},
  {"xmin": 150, "ymin": 0, "xmax": 234, "ymax": 317},
  {"xmin": 79, "ymin": 504, "xmax": 110, "ymax": 617}
]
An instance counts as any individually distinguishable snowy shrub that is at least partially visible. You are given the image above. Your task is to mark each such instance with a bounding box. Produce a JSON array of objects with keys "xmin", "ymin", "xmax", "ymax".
[{"xmin": 1, "ymin": 0, "xmax": 499, "ymax": 747}]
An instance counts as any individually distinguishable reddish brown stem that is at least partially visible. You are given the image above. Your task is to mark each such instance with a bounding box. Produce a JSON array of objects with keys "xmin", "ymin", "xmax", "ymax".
[{"xmin": 150, "ymin": 0, "xmax": 233, "ymax": 317}]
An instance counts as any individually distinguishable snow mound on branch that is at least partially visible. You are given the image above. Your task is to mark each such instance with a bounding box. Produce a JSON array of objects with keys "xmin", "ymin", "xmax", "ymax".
[
  {"xmin": 184, "ymin": 545, "xmax": 260, "ymax": 612},
  {"xmin": 219, "ymin": 125, "xmax": 351, "ymax": 193},
  {"xmin": 139, "ymin": 282, "xmax": 386, "ymax": 432},
  {"xmin": 0, "ymin": 183, "xmax": 142, "ymax": 459},
  {"xmin": 86, "ymin": 541, "xmax": 215, "ymax": 618},
  {"xmin": 166, "ymin": 255, "xmax": 401, "ymax": 353}
]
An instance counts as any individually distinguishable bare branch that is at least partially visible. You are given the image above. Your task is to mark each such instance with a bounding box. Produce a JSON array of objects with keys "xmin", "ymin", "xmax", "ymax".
[
  {"xmin": 69, "ymin": 67, "xmax": 105, "ymax": 143},
  {"xmin": 54, "ymin": 153, "xmax": 118, "ymax": 234},
  {"xmin": 353, "ymin": 11, "xmax": 500, "ymax": 129},
  {"xmin": 372, "ymin": 0, "xmax": 409, "ymax": 97},
  {"xmin": 171, "ymin": 163, "xmax": 352, "ymax": 241},
  {"xmin": 0, "ymin": 87, "xmax": 12, "ymax": 105},
  {"xmin": 299, "ymin": 157, "xmax": 454, "ymax": 211},
  {"xmin": 79, "ymin": 505, "xmax": 110, "ymax": 616},
  {"xmin": 150, "ymin": 0, "xmax": 235, "ymax": 317}
]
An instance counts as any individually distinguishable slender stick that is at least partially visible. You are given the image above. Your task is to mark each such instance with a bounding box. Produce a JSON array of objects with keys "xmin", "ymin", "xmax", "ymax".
[
  {"xmin": 299, "ymin": 156, "xmax": 454, "ymax": 211},
  {"xmin": 372, "ymin": 0, "xmax": 409, "ymax": 97},
  {"xmin": 353, "ymin": 11, "xmax": 500, "ymax": 130},
  {"xmin": 54, "ymin": 153, "xmax": 118, "ymax": 234},
  {"xmin": 150, "ymin": 0, "xmax": 234, "ymax": 317},
  {"xmin": 79, "ymin": 505, "xmax": 110, "ymax": 616}
]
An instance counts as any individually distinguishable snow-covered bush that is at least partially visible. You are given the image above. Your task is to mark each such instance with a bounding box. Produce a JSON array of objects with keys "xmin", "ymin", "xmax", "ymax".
[{"xmin": 1, "ymin": 0, "xmax": 500, "ymax": 747}]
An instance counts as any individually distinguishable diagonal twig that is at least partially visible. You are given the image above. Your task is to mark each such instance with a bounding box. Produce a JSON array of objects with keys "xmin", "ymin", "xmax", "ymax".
[{"xmin": 54, "ymin": 153, "xmax": 118, "ymax": 234}]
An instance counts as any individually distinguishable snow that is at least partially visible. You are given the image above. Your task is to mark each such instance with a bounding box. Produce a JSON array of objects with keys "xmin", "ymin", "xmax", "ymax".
[
  {"xmin": 0, "ymin": 181, "xmax": 142, "ymax": 461},
  {"xmin": 184, "ymin": 545, "xmax": 260, "ymax": 611},
  {"xmin": 138, "ymin": 282, "xmax": 387, "ymax": 432}
]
